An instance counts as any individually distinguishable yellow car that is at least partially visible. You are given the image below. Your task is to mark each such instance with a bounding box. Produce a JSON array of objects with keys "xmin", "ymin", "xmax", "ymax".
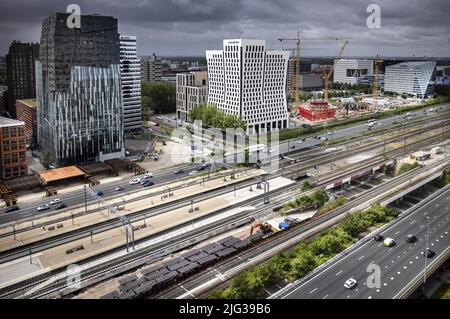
[{"xmin": 383, "ymin": 238, "xmax": 395, "ymax": 247}]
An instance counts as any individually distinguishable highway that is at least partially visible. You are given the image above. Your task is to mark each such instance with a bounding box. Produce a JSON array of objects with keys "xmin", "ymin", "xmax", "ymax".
[
  {"xmin": 154, "ymin": 159, "xmax": 450, "ymax": 299},
  {"xmin": 276, "ymin": 186, "xmax": 450, "ymax": 299},
  {"xmin": 1, "ymin": 103, "xmax": 448, "ymax": 224}
]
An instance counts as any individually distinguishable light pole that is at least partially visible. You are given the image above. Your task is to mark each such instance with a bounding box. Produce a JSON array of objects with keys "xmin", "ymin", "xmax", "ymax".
[{"xmin": 423, "ymin": 216, "xmax": 430, "ymax": 284}]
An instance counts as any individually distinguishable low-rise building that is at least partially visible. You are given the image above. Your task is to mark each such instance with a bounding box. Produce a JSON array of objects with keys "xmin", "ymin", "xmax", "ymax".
[
  {"xmin": 15, "ymin": 99, "xmax": 37, "ymax": 145},
  {"xmin": 298, "ymin": 101, "xmax": 336, "ymax": 122},
  {"xmin": 0, "ymin": 117, "xmax": 27, "ymax": 179},
  {"xmin": 176, "ymin": 71, "xmax": 208, "ymax": 122}
]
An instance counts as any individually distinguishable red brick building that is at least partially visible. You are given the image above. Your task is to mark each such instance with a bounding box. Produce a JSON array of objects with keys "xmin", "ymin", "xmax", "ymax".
[
  {"xmin": 298, "ymin": 101, "xmax": 336, "ymax": 122},
  {"xmin": 0, "ymin": 117, "xmax": 28, "ymax": 179},
  {"xmin": 16, "ymin": 99, "xmax": 37, "ymax": 145}
]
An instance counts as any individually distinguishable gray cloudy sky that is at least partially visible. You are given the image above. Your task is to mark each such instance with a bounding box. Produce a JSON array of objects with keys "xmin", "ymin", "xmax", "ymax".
[{"xmin": 0, "ymin": 0, "xmax": 449, "ymax": 57}]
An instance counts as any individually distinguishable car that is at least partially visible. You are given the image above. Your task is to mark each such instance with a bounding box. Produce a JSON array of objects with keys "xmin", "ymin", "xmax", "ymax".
[
  {"xmin": 142, "ymin": 180, "xmax": 154, "ymax": 187},
  {"xmin": 174, "ymin": 169, "xmax": 184, "ymax": 174},
  {"xmin": 422, "ymin": 248, "xmax": 435, "ymax": 258},
  {"xmin": 144, "ymin": 172, "xmax": 153, "ymax": 179},
  {"xmin": 320, "ymin": 137, "xmax": 328, "ymax": 141},
  {"xmin": 373, "ymin": 234, "xmax": 384, "ymax": 242},
  {"xmin": 96, "ymin": 191, "xmax": 104, "ymax": 196},
  {"xmin": 296, "ymin": 140, "xmax": 303, "ymax": 144},
  {"xmin": 49, "ymin": 198, "xmax": 61, "ymax": 205},
  {"xmin": 4, "ymin": 205, "xmax": 20, "ymax": 213},
  {"xmin": 129, "ymin": 178, "xmax": 141, "ymax": 185},
  {"xmin": 301, "ymin": 138, "xmax": 306, "ymax": 142},
  {"xmin": 291, "ymin": 145, "xmax": 296, "ymax": 149},
  {"xmin": 197, "ymin": 165, "xmax": 205, "ymax": 171},
  {"xmin": 202, "ymin": 163, "xmax": 211, "ymax": 168},
  {"xmin": 383, "ymin": 238, "xmax": 396, "ymax": 247},
  {"xmin": 54, "ymin": 203, "xmax": 67, "ymax": 210},
  {"xmin": 327, "ymin": 131, "xmax": 333, "ymax": 135},
  {"xmin": 344, "ymin": 278, "xmax": 357, "ymax": 289},
  {"xmin": 189, "ymin": 170, "xmax": 198, "ymax": 176},
  {"xmin": 37, "ymin": 204, "xmax": 50, "ymax": 212},
  {"xmin": 115, "ymin": 186, "xmax": 124, "ymax": 191},
  {"xmin": 405, "ymin": 234, "xmax": 417, "ymax": 243}
]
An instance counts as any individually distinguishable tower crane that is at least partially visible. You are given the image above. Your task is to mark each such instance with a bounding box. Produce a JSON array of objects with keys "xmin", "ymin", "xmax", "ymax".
[
  {"xmin": 278, "ymin": 32, "xmax": 351, "ymax": 104},
  {"xmin": 322, "ymin": 40, "xmax": 349, "ymax": 101},
  {"xmin": 373, "ymin": 54, "xmax": 384, "ymax": 98}
]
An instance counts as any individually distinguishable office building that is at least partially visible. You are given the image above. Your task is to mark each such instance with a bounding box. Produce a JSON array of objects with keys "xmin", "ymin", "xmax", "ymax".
[
  {"xmin": 333, "ymin": 59, "xmax": 374, "ymax": 85},
  {"xmin": 15, "ymin": 99, "xmax": 37, "ymax": 145},
  {"xmin": 5, "ymin": 41, "xmax": 40, "ymax": 117},
  {"xmin": 0, "ymin": 117, "xmax": 27, "ymax": 179},
  {"xmin": 120, "ymin": 35, "xmax": 141, "ymax": 132},
  {"xmin": 286, "ymin": 59, "xmax": 321, "ymax": 93},
  {"xmin": 384, "ymin": 61, "xmax": 436, "ymax": 97},
  {"xmin": 141, "ymin": 53, "xmax": 162, "ymax": 82},
  {"xmin": 0, "ymin": 57, "xmax": 6, "ymax": 85},
  {"xmin": 36, "ymin": 13, "xmax": 124, "ymax": 166},
  {"xmin": 176, "ymin": 71, "xmax": 208, "ymax": 122},
  {"xmin": 357, "ymin": 73, "xmax": 385, "ymax": 88},
  {"xmin": 206, "ymin": 39, "xmax": 289, "ymax": 134},
  {"xmin": 0, "ymin": 86, "xmax": 8, "ymax": 114}
]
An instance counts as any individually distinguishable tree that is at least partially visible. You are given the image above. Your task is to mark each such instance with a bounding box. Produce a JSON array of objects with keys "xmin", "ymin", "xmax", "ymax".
[
  {"xmin": 141, "ymin": 82, "xmax": 176, "ymax": 114},
  {"xmin": 301, "ymin": 180, "xmax": 312, "ymax": 191}
]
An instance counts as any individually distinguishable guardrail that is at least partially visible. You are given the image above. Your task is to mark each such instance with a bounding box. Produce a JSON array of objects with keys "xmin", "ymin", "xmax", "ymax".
[{"xmin": 269, "ymin": 176, "xmax": 450, "ymax": 299}]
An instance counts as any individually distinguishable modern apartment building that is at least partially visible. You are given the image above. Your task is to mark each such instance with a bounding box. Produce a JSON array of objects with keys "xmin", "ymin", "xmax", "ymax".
[
  {"xmin": 141, "ymin": 53, "xmax": 162, "ymax": 82},
  {"xmin": 15, "ymin": 99, "xmax": 37, "ymax": 145},
  {"xmin": 333, "ymin": 59, "xmax": 374, "ymax": 85},
  {"xmin": 36, "ymin": 13, "xmax": 124, "ymax": 167},
  {"xmin": 384, "ymin": 61, "xmax": 436, "ymax": 97},
  {"xmin": 176, "ymin": 71, "xmax": 208, "ymax": 122},
  {"xmin": 120, "ymin": 35, "xmax": 141, "ymax": 132},
  {"xmin": 5, "ymin": 41, "xmax": 40, "ymax": 117},
  {"xmin": 0, "ymin": 117, "xmax": 27, "ymax": 179},
  {"xmin": 206, "ymin": 39, "xmax": 289, "ymax": 134}
]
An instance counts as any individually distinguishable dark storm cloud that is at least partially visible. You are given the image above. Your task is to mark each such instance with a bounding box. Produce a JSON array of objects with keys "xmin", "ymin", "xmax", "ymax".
[{"xmin": 0, "ymin": 0, "xmax": 449, "ymax": 57}]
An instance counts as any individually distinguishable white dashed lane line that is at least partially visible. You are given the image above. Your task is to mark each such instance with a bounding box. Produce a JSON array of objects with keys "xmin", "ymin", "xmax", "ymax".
[{"xmin": 309, "ymin": 288, "xmax": 318, "ymax": 294}]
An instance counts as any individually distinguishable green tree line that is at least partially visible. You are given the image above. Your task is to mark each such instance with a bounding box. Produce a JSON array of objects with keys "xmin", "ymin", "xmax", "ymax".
[{"xmin": 141, "ymin": 82, "xmax": 176, "ymax": 115}]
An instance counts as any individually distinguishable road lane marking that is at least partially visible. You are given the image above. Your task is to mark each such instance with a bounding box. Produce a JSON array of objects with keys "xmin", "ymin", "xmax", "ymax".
[
  {"xmin": 322, "ymin": 295, "xmax": 328, "ymax": 299},
  {"xmin": 309, "ymin": 288, "xmax": 318, "ymax": 294},
  {"xmin": 358, "ymin": 255, "xmax": 365, "ymax": 261},
  {"xmin": 336, "ymin": 270, "xmax": 343, "ymax": 276}
]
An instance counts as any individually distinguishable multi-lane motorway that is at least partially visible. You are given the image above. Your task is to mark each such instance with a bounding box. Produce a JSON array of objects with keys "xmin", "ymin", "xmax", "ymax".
[{"xmin": 276, "ymin": 186, "xmax": 450, "ymax": 299}]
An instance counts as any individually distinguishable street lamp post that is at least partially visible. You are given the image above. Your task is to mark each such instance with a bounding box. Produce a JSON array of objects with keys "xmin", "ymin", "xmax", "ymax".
[{"xmin": 423, "ymin": 216, "xmax": 430, "ymax": 284}]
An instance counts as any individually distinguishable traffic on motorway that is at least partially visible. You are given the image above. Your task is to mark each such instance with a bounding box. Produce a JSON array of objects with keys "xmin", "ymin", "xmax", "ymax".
[{"xmin": 277, "ymin": 186, "xmax": 450, "ymax": 299}]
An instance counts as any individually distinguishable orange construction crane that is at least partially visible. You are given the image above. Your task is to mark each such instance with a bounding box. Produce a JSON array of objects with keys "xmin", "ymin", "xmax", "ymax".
[
  {"xmin": 278, "ymin": 32, "xmax": 351, "ymax": 104},
  {"xmin": 322, "ymin": 40, "xmax": 349, "ymax": 101},
  {"xmin": 373, "ymin": 54, "xmax": 384, "ymax": 98}
]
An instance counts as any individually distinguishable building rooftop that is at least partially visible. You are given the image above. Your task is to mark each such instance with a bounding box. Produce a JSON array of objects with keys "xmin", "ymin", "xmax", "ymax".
[
  {"xmin": 388, "ymin": 61, "xmax": 436, "ymax": 68},
  {"xmin": 0, "ymin": 116, "xmax": 25, "ymax": 128},
  {"xmin": 39, "ymin": 166, "xmax": 86, "ymax": 184},
  {"xmin": 16, "ymin": 99, "xmax": 37, "ymax": 108}
]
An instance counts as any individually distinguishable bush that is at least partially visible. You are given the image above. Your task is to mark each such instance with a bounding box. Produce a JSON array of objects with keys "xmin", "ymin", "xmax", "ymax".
[{"xmin": 398, "ymin": 162, "xmax": 421, "ymax": 175}]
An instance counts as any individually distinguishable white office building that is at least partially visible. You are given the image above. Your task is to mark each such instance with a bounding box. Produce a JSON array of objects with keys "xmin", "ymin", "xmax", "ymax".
[
  {"xmin": 176, "ymin": 71, "xmax": 208, "ymax": 122},
  {"xmin": 384, "ymin": 61, "xmax": 436, "ymax": 97},
  {"xmin": 120, "ymin": 35, "xmax": 141, "ymax": 132},
  {"xmin": 206, "ymin": 39, "xmax": 289, "ymax": 134},
  {"xmin": 333, "ymin": 59, "xmax": 374, "ymax": 85}
]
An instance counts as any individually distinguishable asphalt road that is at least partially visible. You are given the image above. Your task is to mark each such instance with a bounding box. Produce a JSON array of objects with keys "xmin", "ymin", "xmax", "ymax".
[
  {"xmin": 281, "ymin": 186, "xmax": 450, "ymax": 299},
  {"xmin": 1, "ymin": 103, "xmax": 448, "ymax": 224}
]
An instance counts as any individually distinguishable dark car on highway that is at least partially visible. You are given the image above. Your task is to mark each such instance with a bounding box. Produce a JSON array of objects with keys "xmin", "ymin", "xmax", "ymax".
[
  {"xmin": 55, "ymin": 203, "xmax": 67, "ymax": 210},
  {"xmin": 96, "ymin": 191, "xmax": 104, "ymax": 196},
  {"xmin": 373, "ymin": 234, "xmax": 384, "ymax": 242},
  {"xmin": 405, "ymin": 234, "xmax": 417, "ymax": 243},
  {"xmin": 422, "ymin": 248, "xmax": 435, "ymax": 258},
  {"xmin": 4, "ymin": 205, "xmax": 20, "ymax": 213},
  {"xmin": 143, "ymin": 180, "xmax": 154, "ymax": 187},
  {"xmin": 174, "ymin": 169, "xmax": 184, "ymax": 174}
]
